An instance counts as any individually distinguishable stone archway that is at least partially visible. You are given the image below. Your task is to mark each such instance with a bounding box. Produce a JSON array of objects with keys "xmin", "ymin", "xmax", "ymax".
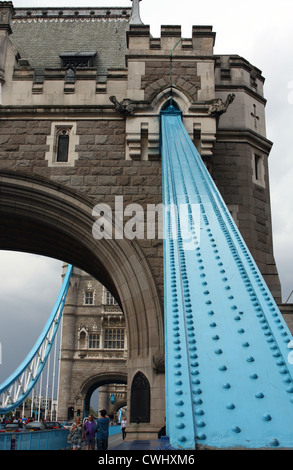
[
  {"xmin": 0, "ymin": 170, "xmax": 165, "ymax": 438},
  {"xmin": 81, "ymin": 372, "xmax": 127, "ymax": 418}
]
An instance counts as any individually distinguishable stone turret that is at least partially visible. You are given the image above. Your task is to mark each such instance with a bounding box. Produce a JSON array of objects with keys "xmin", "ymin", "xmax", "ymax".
[
  {"xmin": 130, "ymin": 0, "xmax": 143, "ymax": 25},
  {"xmin": 0, "ymin": 1, "xmax": 14, "ymax": 85}
]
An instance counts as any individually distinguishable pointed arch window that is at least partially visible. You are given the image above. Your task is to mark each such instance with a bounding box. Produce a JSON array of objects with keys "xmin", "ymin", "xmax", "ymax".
[
  {"xmin": 45, "ymin": 122, "xmax": 79, "ymax": 167},
  {"xmin": 56, "ymin": 129, "xmax": 70, "ymax": 162}
]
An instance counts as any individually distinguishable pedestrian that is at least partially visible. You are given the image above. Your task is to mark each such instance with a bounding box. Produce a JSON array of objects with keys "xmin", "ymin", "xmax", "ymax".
[
  {"xmin": 68, "ymin": 417, "xmax": 84, "ymax": 450},
  {"xmin": 96, "ymin": 409, "xmax": 110, "ymax": 450},
  {"xmin": 121, "ymin": 416, "xmax": 127, "ymax": 440},
  {"xmin": 84, "ymin": 414, "xmax": 96, "ymax": 450}
]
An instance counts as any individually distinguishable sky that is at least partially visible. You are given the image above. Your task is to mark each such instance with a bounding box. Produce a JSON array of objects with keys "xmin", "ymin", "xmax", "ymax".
[{"xmin": 0, "ymin": 0, "xmax": 293, "ymax": 388}]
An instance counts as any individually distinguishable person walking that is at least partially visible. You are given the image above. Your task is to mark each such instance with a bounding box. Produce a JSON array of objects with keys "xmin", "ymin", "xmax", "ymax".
[
  {"xmin": 69, "ymin": 417, "xmax": 84, "ymax": 450},
  {"xmin": 84, "ymin": 414, "xmax": 96, "ymax": 450},
  {"xmin": 96, "ymin": 409, "xmax": 110, "ymax": 450},
  {"xmin": 121, "ymin": 416, "xmax": 127, "ymax": 440}
]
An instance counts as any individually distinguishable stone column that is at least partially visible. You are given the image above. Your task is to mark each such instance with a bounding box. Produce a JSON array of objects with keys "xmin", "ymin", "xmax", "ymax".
[{"xmin": 98, "ymin": 385, "xmax": 109, "ymax": 412}]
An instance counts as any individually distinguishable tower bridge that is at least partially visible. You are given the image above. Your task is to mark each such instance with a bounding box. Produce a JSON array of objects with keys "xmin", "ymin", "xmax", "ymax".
[{"xmin": 0, "ymin": 0, "xmax": 293, "ymax": 449}]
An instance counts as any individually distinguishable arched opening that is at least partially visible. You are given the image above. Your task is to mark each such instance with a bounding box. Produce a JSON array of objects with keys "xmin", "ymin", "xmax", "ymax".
[
  {"xmin": 151, "ymin": 86, "xmax": 191, "ymax": 114},
  {"xmin": 82, "ymin": 373, "xmax": 127, "ymax": 420},
  {"xmin": 0, "ymin": 170, "xmax": 165, "ymax": 437},
  {"xmin": 0, "ymin": 170, "xmax": 163, "ymax": 356},
  {"xmin": 160, "ymin": 98, "xmax": 181, "ymax": 112}
]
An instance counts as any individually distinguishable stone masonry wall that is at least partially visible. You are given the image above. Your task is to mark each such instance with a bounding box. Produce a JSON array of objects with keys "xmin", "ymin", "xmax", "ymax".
[
  {"xmin": 0, "ymin": 118, "xmax": 164, "ymax": 306},
  {"xmin": 141, "ymin": 60, "xmax": 201, "ymax": 102},
  {"xmin": 212, "ymin": 140, "xmax": 281, "ymax": 301}
]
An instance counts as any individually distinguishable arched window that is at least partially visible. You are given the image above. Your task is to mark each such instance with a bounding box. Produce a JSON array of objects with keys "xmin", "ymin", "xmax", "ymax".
[
  {"xmin": 45, "ymin": 122, "xmax": 79, "ymax": 167},
  {"xmin": 56, "ymin": 129, "xmax": 70, "ymax": 162},
  {"xmin": 130, "ymin": 372, "xmax": 150, "ymax": 423},
  {"xmin": 79, "ymin": 331, "xmax": 87, "ymax": 349}
]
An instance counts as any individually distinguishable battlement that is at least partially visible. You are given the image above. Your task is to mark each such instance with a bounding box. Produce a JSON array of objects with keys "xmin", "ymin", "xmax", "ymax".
[{"xmin": 127, "ymin": 24, "xmax": 216, "ymax": 55}]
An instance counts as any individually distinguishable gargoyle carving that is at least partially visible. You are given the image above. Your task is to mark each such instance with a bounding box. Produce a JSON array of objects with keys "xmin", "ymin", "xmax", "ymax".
[
  {"xmin": 208, "ymin": 93, "xmax": 235, "ymax": 117},
  {"xmin": 109, "ymin": 95, "xmax": 135, "ymax": 116}
]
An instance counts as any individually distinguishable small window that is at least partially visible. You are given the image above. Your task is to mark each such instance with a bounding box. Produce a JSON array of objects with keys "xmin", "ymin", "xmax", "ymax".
[
  {"xmin": 84, "ymin": 291, "xmax": 94, "ymax": 305},
  {"xmin": 254, "ymin": 154, "xmax": 261, "ymax": 181},
  {"xmin": 106, "ymin": 290, "xmax": 118, "ymax": 305},
  {"xmin": 104, "ymin": 328, "xmax": 125, "ymax": 349},
  {"xmin": 252, "ymin": 153, "xmax": 265, "ymax": 188},
  {"xmin": 45, "ymin": 122, "xmax": 79, "ymax": 167},
  {"xmin": 57, "ymin": 130, "xmax": 69, "ymax": 162},
  {"xmin": 89, "ymin": 334, "xmax": 100, "ymax": 349}
]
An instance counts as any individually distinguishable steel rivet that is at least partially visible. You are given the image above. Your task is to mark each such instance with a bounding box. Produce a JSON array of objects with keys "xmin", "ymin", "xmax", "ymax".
[{"xmin": 232, "ymin": 426, "xmax": 241, "ymax": 433}]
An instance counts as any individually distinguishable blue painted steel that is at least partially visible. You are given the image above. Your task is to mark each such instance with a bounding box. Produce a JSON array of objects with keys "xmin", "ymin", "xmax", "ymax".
[
  {"xmin": 0, "ymin": 264, "xmax": 72, "ymax": 413},
  {"xmin": 109, "ymin": 424, "xmax": 121, "ymax": 437},
  {"xmin": 0, "ymin": 429, "xmax": 70, "ymax": 451},
  {"xmin": 161, "ymin": 105, "xmax": 293, "ymax": 449}
]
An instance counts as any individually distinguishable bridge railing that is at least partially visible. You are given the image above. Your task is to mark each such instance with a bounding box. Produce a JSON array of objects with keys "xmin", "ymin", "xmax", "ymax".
[
  {"xmin": 0, "ymin": 425, "xmax": 121, "ymax": 450},
  {"xmin": 0, "ymin": 429, "xmax": 70, "ymax": 451}
]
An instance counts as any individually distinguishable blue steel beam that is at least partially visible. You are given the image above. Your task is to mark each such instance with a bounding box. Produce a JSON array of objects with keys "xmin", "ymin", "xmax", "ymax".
[
  {"xmin": 0, "ymin": 264, "xmax": 72, "ymax": 414},
  {"xmin": 161, "ymin": 105, "xmax": 293, "ymax": 449}
]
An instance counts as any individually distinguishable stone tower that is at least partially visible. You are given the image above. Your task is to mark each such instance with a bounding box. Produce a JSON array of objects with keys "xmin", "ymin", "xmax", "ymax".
[
  {"xmin": 0, "ymin": 0, "xmax": 284, "ymax": 439},
  {"xmin": 58, "ymin": 266, "xmax": 127, "ymax": 421}
]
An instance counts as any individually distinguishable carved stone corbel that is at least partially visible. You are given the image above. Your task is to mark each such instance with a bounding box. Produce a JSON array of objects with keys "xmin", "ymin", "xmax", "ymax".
[
  {"xmin": 109, "ymin": 95, "xmax": 136, "ymax": 116},
  {"xmin": 208, "ymin": 93, "xmax": 235, "ymax": 117}
]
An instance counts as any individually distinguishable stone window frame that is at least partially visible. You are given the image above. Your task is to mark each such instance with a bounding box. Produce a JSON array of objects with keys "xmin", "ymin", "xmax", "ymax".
[
  {"xmin": 104, "ymin": 328, "xmax": 125, "ymax": 349},
  {"xmin": 83, "ymin": 288, "xmax": 96, "ymax": 306},
  {"xmin": 88, "ymin": 333, "xmax": 100, "ymax": 349},
  {"xmin": 45, "ymin": 121, "xmax": 79, "ymax": 167},
  {"xmin": 78, "ymin": 327, "xmax": 88, "ymax": 349},
  {"xmin": 252, "ymin": 152, "xmax": 266, "ymax": 188},
  {"xmin": 103, "ymin": 288, "xmax": 118, "ymax": 306}
]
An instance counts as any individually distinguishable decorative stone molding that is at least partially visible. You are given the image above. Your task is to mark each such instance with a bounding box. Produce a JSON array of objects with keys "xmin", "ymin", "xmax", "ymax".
[{"xmin": 45, "ymin": 122, "xmax": 79, "ymax": 167}]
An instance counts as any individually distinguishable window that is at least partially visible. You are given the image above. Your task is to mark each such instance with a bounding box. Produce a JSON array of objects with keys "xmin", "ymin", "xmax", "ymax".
[
  {"xmin": 252, "ymin": 153, "xmax": 265, "ymax": 188},
  {"xmin": 106, "ymin": 290, "xmax": 118, "ymax": 305},
  {"xmin": 104, "ymin": 329, "xmax": 125, "ymax": 349},
  {"xmin": 56, "ymin": 130, "xmax": 70, "ymax": 162},
  {"xmin": 54, "ymin": 126, "xmax": 72, "ymax": 163},
  {"xmin": 89, "ymin": 334, "xmax": 100, "ymax": 349},
  {"xmin": 84, "ymin": 291, "xmax": 94, "ymax": 305},
  {"xmin": 45, "ymin": 122, "xmax": 79, "ymax": 167},
  {"xmin": 60, "ymin": 52, "xmax": 96, "ymax": 83},
  {"xmin": 254, "ymin": 154, "xmax": 261, "ymax": 181}
]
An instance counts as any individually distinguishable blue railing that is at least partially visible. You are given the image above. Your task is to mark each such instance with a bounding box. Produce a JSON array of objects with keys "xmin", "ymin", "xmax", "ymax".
[
  {"xmin": 0, "ymin": 425, "xmax": 120, "ymax": 450},
  {"xmin": 109, "ymin": 424, "xmax": 121, "ymax": 437},
  {"xmin": 0, "ymin": 429, "xmax": 70, "ymax": 451}
]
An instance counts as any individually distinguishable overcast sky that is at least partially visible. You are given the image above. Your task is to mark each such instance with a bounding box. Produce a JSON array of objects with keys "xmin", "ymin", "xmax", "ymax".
[{"xmin": 1, "ymin": 0, "xmax": 293, "ymax": 387}]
